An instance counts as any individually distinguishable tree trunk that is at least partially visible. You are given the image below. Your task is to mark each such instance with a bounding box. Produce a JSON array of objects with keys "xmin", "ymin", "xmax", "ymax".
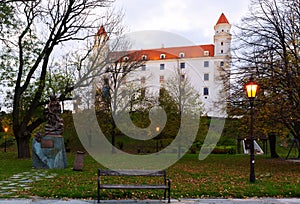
[
  {"xmin": 111, "ymin": 120, "xmax": 116, "ymax": 154},
  {"xmin": 295, "ymin": 123, "xmax": 300, "ymax": 159},
  {"xmin": 268, "ymin": 132, "xmax": 279, "ymax": 158},
  {"xmin": 295, "ymin": 131, "xmax": 300, "ymax": 159},
  {"xmin": 298, "ymin": 141, "xmax": 300, "ymax": 159},
  {"xmin": 297, "ymin": 140, "xmax": 300, "ymax": 159},
  {"xmin": 16, "ymin": 132, "xmax": 31, "ymax": 158}
]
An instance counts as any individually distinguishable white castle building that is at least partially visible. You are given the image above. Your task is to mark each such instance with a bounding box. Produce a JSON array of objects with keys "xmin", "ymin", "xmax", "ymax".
[{"xmin": 95, "ymin": 13, "xmax": 231, "ymax": 117}]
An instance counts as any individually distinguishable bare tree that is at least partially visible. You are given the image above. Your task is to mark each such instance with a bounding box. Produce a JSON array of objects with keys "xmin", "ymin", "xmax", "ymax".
[
  {"xmin": 0, "ymin": 0, "xmax": 119, "ymax": 158},
  {"xmin": 165, "ymin": 66, "xmax": 202, "ymax": 116},
  {"xmin": 95, "ymin": 46, "xmax": 146, "ymax": 153},
  {"xmin": 231, "ymin": 0, "xmax": 300, "ymax": 157},
  {"xmin": 163, "ymin": 65, "xmax": 203, "ymax": 158}
]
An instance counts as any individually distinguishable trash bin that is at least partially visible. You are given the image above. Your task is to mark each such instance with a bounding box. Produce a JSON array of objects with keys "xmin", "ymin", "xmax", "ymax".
[{"xmin": 73, "ymin": 151, "xmax": 85, "ymax": 171}]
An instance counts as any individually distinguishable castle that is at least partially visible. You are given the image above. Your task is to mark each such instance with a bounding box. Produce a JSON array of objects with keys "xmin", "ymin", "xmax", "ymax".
[{"xmin": 94, "ymin": 13, "xmax": 231, "ymax": 117}]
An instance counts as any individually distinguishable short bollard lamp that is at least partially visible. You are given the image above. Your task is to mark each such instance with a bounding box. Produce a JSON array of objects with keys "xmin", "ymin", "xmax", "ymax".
[
  {"xmin": 245, "ymin": 77, "xmax": 258, "ymax": 183},
  {"xmin": 4, "ymin": 127, "xmax": 8, "ymax": 153}
]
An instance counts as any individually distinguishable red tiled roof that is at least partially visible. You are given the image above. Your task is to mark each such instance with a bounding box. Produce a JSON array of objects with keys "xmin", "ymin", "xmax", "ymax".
[
  {"xmin": 110, "ymin": 44, "xmax": 214, "ymax": 62},
  {"xmin": 132, "ymin": 44, "xmax": 215, "ymax": 60},
  {"xmin": 216, "ymin": 13, "xmax": 229, "ymax": 25}
]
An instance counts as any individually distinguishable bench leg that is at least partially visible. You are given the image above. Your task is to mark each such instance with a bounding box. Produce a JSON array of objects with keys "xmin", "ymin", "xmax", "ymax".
[
  {"xmin": 97, "ymin": 172, "xmax": 100, "ymax": 203},
  {"xmin": 167, "ymin": 180, "xmax": 171, "ymax": 203},
  {"xmin": 97, "ymin": 183, "xmax": 100, "ymax": 203}
]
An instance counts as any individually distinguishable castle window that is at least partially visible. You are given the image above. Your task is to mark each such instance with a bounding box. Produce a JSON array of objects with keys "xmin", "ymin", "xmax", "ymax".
[
  {"xmin": 181, "ymin": 74, "xmax": 185, "ymax": 81},
  {"xmin": 141, "ymin": 64, "xmax": 146, "ymax": 71},
  {"xmin": 123, "ymin": 56, "xmax": 129, "ymax": 61},
  {"xmin": 179, "ymin": 52, "xmax": 185, "ymax": 58},
  {"xmin": 122, "ymin": 77, "xmax": 126, "ymax": 84},
  {"xmin": 221, "ymin": 50, "xmax": 224, "ymax": 54},
  {"xmin": 204, "ymin": 51, "xmax": 209, "ymax": 56},
  {"xmin": 180, "ymin": 62, "xmax": 185, "ymax": 69},
  {"xmin": 160, "ymin": 75, "xmax": 164, "ymax": 84},
  {"xmin": 204, "ymin": 73, "xmax": 209, "ymax": 81},
  {"xmin": 220, "ymin": 61, "xmax": 224, "ymax": 67},
  {"xmin": 221, "ymin": 42, "xmax": 224, "ymax": 46},
  {"xmin": 142, "ymin": 55, "xmax": 147, "ymax": 61},
  {"xmin": 203, "ymin": 87, "xmax": 209, "ymax": 96},
  {"xmin": 160, "ymin": 64, "xmax": 165, "ymax": 70},
  {"xmin": 160, "ymin": 54, "xmax": 165, "ymax": 59},
  {"xmin": 204, "ymin": 61, "xmax": 209, "ymax": 67}
]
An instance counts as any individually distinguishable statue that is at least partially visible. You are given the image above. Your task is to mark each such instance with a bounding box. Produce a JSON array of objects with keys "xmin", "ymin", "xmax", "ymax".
[
  {"xmin": 32, "ymin": 95, "xmax": 67, "ymax": 169},
  {"xmin": 45, "ymin": 94, "xmax": 64, "ymax": 135}
]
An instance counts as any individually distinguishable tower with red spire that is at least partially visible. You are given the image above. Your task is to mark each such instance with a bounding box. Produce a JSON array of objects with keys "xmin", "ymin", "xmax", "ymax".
[
  {"xmin": 94, "ymin": 25, "xmax": 109, "ymax": 49},
  {"xmin": 214, "ymin": 13, "xmax": 232, "ymax": 56}
]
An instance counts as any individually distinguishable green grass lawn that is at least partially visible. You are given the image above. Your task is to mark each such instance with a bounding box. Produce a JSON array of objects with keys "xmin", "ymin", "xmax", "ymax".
[{"xmin": 0, "ymin": 151, "xmax": 299, "ymax": 200}]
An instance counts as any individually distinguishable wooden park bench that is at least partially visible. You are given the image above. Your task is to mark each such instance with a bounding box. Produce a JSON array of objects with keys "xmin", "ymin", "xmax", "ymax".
[{"xmin": 97, "ymin": 169, "xmax": 171, "ymax": 203}]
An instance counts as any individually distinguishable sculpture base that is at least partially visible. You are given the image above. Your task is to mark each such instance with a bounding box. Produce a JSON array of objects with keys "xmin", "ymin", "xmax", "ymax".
[{"xmin": 32, "ymin": 135, "xmax": 68, "ymax": 169}]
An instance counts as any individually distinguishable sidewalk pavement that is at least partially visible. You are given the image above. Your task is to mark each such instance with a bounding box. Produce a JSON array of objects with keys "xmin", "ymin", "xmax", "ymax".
[{"xmin": 0, "ymin": 198, "xmax": 300, "ymax": 204}]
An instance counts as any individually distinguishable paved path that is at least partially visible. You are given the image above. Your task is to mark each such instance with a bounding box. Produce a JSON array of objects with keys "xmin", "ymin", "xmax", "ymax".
[
  {"xmin": 0, "ymin": 198, "xmax": 300, "ymax": 204},
  {"xmin": 0, "ymin": 170, "xmax": 57, "ymax": 196}
]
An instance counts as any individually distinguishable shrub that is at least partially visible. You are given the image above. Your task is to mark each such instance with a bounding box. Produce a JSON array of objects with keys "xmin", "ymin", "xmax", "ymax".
[{"xmin": 212, "ymin": 146, "xmax": 236, "ymax": 154}]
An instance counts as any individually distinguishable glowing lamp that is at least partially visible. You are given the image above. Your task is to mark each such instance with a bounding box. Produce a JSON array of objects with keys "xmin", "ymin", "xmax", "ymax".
[{"xmin": 245, "ymin": 79, "xmax": 258, "ymax": 99}]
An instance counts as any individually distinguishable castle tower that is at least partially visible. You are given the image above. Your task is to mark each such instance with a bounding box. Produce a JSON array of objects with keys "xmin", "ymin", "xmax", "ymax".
[
  {"xmin": 94, "ymin": 25, "xmax": 109, "ymax": 50},
  {"xmin": 214, "ymin": 13, "xmax": 231, "ymax": 56},
  {"xmin": 93, "ymin": 25, "xmax": 110, "ymax": 68}
]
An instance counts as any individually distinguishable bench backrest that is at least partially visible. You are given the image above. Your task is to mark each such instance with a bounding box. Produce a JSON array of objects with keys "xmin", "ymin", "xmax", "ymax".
[{"xmin": 98, "ymin": 169, "xmax": 166, "ymax": 177}]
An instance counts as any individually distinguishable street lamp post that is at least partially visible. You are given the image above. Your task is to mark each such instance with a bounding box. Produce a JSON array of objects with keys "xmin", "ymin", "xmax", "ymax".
[
  {"xmin": 4, "ymin": 127, "xmax": 8, "ymax": 153},
  {"xmin": 245, "ymin": 77, "xmax": 258, "ymax": 183}
]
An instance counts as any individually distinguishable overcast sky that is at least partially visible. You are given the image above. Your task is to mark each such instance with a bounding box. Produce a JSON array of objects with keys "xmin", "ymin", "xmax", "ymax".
[{"xmin": 115, "ymin": 0, "xmax": 251, "ymax": 49}]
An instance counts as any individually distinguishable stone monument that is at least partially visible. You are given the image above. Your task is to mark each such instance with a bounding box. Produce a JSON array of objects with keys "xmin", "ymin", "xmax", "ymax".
[{"xmin": 32, "ymin": 95, "xmax": 68, "ymax": 169}]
